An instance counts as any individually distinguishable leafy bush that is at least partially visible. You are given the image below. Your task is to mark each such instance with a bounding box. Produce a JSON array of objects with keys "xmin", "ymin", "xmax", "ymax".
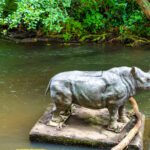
[
  {"xmin": 3, "ymin": 0, "xmax": 71, "ymax": 33},
  {"xmin": 0, "ymin": 0, "xmax": 5, "ymax": 25},
  {"xmin": 125, "ymin": 10, "xmax": 150, "ymax": 37},
  {"xmin": 0, "ymin": 0, "xmax": 149, "ymax": 39},
  {"xmin": 3, "ymin": 0, "xmax": 17, "ymax": 17},
  {"xmin": 69, "ymin": 0, "xmax": 149, "ymax": 37},
  {"xmin": 63, "ymin": 18, "xmax": 84, "ymax": 40},
  {"xmin": 83, "ymin": 12, "xmax": 105, "ymax": 33}
]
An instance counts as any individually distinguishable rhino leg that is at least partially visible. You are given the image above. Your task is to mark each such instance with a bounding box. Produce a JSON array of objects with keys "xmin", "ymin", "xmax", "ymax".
[
  {"xmin": 118, "ymin": 105, "xmax": 130, "ymax": 123},
  {"xmin": 107, "ymin": 105, "xmax": 123, "ymax": 133},
  {"xmin": 51, "ymin": 92, "xmax": 72, "ymax": 124},
  {"xmin": 51, "ymin": 105, "xmax": 64, "ymax": 123}
]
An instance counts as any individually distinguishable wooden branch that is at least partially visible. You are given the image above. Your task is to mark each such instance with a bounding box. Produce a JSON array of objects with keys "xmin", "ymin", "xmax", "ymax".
[
  {"xmin": 111, "ymin": 97, "xmax": 142, "ymax": 150},
  {"xmin": 136, "ymin": 0, "xmax": 150, "ymax": 20}
]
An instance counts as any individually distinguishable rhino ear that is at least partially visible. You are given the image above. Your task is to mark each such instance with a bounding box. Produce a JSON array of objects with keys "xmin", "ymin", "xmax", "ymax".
[{"xmin": 131, "ymin": 67, "xmax": 136, "ymax": 77}]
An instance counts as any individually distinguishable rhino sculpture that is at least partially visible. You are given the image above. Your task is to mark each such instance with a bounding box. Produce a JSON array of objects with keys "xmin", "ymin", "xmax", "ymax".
[{"xmin": 45, "ymin": 66, "xmax": 150, "ymax": 132}]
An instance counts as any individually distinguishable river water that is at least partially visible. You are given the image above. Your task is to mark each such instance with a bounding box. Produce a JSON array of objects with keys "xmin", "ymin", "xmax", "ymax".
[{"xmin": 0, "ymin": 40, "xmax": 149, "ymax": 150}]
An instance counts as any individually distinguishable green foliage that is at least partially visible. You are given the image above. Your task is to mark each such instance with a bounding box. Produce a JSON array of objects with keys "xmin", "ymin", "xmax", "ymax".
[
  {"xmin": 0, "ymin": 0, "xmax": 5, "ymax": 23},
  {"xmin": 126, "ymin": 10, "xmax": 150, "ymax": 37},
  {"xmin": 64, "ymin": 18, "xmax": 84, "ymax": 37},
  {"xmin": 0, "ymin": 0, "xmax": 17, "ymax": 27},
  {"xmin": 0, "ymin": 0, "xmax": 149, "ymax": 40},
  {"xmin": 67, "ymin": 0, "xmax": 149, "ymax": 38},
  {"xmin": 2, "ymin": 0, "xmax": 71, "ymax": 33},
  {"xmin": 83, "ymin": 12, "xmax": 105, "ymax": 33},
  {"xmin": 0, "ymin": 0, "xmax": 5, "ymax": 14},
  {"xmin": 3, "ymin": 0, "xmax": 17, "ymax": 17}
]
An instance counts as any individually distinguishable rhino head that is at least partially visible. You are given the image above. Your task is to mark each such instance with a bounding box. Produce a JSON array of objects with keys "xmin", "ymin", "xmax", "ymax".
[{"xmin": 131, "ymin": 67, "xmax": 150, "ymax": 90}]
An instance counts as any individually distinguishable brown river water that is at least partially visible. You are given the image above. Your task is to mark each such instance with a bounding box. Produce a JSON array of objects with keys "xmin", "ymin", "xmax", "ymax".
[{"xmin": 0, "ymin": 40, "xmax": 149, "ymax": 150}]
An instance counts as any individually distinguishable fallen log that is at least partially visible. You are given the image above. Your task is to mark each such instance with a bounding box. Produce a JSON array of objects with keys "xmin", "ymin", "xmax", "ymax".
[{"xmin": 111, "ymin": 97, "xmax": 142, "ymax": 150}]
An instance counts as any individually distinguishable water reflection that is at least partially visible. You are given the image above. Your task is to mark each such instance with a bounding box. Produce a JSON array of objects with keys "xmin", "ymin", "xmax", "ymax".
[{"xmin": 0, "ymin": 40, "xmax": 149, "ymax": 150}]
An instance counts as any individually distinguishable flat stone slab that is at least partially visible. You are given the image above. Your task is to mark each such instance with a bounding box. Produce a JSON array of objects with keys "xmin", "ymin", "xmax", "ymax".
[{"xmin": 29, "ymin": 105, "xmax": 145, "ymax": 150}]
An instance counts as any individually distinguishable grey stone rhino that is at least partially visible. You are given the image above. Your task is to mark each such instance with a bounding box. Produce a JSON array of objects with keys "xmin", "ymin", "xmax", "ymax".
[{"xmin": 45, "ymin": 66, "xmax": 150, "ymax": 132}]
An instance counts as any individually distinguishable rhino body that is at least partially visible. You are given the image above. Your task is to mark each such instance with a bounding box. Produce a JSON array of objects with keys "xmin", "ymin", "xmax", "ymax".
[{"xmin": 46, "ymin": 66, "xmax": 150, "ymax": 132}]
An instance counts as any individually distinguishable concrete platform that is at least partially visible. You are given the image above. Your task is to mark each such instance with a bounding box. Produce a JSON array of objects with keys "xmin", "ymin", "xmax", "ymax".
[{"xmin": 29, "ymin": 105, "xmax": 145, "ymax": 150}]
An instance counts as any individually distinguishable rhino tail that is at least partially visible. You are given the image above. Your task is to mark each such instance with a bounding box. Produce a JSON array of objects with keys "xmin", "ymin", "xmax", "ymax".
[{"xmin": 45, "ymin": 80, "xmax": 51, "ymax": 95}]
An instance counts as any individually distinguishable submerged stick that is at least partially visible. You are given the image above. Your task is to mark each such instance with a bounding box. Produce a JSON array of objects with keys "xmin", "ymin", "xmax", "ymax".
[{"xmin": 111, "ymin": 97, "xmax": 142, "ymax": 150}]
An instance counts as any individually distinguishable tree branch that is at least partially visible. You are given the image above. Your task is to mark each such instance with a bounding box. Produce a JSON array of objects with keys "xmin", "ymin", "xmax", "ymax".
[
  {"xmin": 111, "ymin": 97, "xmax": 142, "ymax": 150},
  {"xmin": 136, "ymin": 0, "xmax": 150, "ymax": 20}
]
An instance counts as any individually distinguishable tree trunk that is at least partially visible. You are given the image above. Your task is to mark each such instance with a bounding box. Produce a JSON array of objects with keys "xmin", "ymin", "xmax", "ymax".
[{"xmin": 136, "ymin": 0, "xmax": 150, "ymax": 20}]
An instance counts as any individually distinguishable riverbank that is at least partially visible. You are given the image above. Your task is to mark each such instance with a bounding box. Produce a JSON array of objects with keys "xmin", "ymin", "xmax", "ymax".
[
  {"xmin": 1, "ymin": 31, "xmax": 150, "ymax": 47},
  {"xmin": 0, "ymin": 0, "xmax": 149, "ymax": 47}
]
